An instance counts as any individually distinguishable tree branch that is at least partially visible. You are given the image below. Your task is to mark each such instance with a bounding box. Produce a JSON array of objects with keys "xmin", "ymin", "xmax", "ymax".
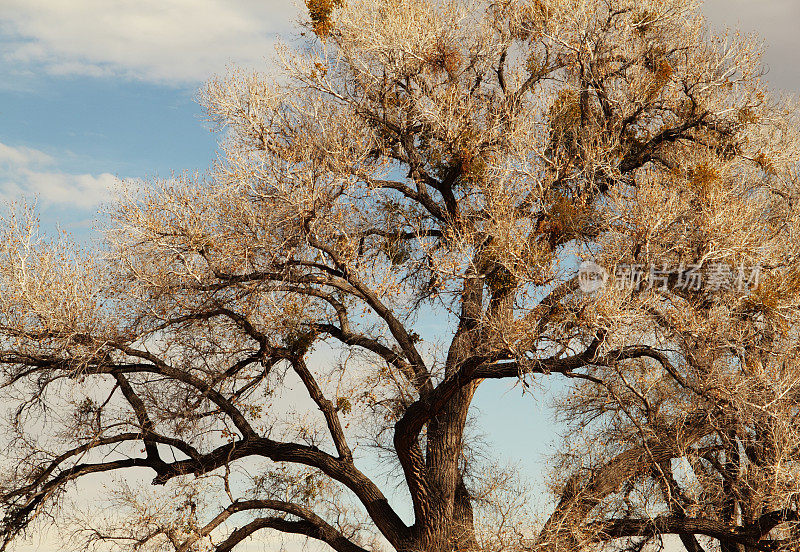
[{"xmin": 180, "ymin": 499, "xmax": 370, "ymax": 552}]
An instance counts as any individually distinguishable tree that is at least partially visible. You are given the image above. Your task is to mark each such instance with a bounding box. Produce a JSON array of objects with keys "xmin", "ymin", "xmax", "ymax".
[{"xmin": 2, "ymin": 0, "xmax": 800, "ymax": 551}]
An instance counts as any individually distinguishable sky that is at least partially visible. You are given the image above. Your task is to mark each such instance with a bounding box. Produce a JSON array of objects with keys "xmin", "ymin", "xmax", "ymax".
[
  {"xmin": 1, "ymin": 1, "xmax": 799, "ymax": 551},
  {"xmin": 1, "ymin": 0, "xmax": 797, "ymax": 230}
]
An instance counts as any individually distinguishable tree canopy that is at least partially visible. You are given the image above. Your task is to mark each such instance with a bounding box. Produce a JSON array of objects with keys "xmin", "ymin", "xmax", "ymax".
[{"xmin": 2, "ymin": 0, "xmax": 800, "ymax": 551}]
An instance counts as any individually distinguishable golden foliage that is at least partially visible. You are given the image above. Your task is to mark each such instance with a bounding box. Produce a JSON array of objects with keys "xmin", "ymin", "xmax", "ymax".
[
  {"xmin": 525, "ymin": 52, "xmax": 547, "ymax": 80},
  {"xmin": 737, "ymin": 106, "xmax": 760, "ymax": 125},
  {"xmin": 4, "ymin": 2, "xmax": 800, "ymax": 552},
  {"xmin": 687, "ymin": 162, "xmax": 719, "ymax": 193},
  {"xmin": 428, "ymin": 38, "xmax": 463, "ymax": 77},
  {"xmin": 750, "ymin": 267, "xmax": 800, "ymax": 313},
  {"xmin": 754, "ymin": 151, "xmax": 778, "ymax": 175},
  {"xmin": 548, "ymin": 88, "xmax": 582, "ymax": 153},
  {"xmin": 516, "ymin": 0, "xmax": 550, "ymax": 39},
  {"xmin": 631, "ymin": 8, "xmax": 658, "ymax": 33},
  {"xmin": 306, "ymin": 0, "xmax": 343, "ymax": 38}
]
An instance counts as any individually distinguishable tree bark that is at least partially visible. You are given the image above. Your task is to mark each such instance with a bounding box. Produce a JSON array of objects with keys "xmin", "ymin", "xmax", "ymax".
[{"xmin": 416, "ymin": 274, "xmax": 483, "ymax": 551}]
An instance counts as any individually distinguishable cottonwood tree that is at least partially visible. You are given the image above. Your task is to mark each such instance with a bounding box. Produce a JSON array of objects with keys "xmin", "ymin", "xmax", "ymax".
[{"xmin": 2, "ymin": 0, "xmax": 800, "ymax": 551}]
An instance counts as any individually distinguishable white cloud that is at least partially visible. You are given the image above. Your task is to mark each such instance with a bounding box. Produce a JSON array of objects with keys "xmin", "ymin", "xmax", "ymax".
[
  {"xmin": 3, "ymin": 0, "xmax": 794, "ymax": 90},
  {"xmin": 0, "ymin": 141, "xmax": 54, "ymax": 166},
  {"xmin": 0, "ymin": 0, "xmax": 302, "ymax": 85},
  {"xmin": 0, "ymin": 142, "xmax": 118, "ymax": 209}
]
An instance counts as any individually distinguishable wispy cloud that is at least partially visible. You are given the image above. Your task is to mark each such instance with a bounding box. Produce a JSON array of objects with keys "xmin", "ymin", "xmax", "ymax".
[
  {"xmin": 0, "ymin": 141, "xmax": 118, "ymax": 209},
  {"xmin": 0, "ymin": 142, "xmax": 54, "ymax": 166},
  {"xmin": 0, "ymin": 0, "xmax": 301, "ymax": 85}
]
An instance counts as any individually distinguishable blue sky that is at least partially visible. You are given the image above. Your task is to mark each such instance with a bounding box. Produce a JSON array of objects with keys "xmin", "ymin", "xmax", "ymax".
[
  {"xmin": 0, "ymin": 0, "xmax": 299, "ymax": 236},
  {"xmin": 1, "ymin": 0, "xmax": 798, "ymax": 230},
  {"xmin": 1, "ymin": 0, "xmax": 799, "ymax": 547}
]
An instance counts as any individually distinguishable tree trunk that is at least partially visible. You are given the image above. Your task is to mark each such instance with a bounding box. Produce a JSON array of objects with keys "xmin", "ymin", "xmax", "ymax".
[{"xmin": 416, "ymin": 274, "xmax": 483, "ymax": 550}]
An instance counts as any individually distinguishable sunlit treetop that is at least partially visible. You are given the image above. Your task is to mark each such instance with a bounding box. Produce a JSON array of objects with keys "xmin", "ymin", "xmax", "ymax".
[{"xmin": 2, "ymin": 1, "xmax": 800, "ymax": 552}]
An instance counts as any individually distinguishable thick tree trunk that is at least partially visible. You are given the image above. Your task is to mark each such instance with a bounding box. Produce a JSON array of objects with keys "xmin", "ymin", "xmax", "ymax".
[
  {"xmin": 453, "ymin": 475, "xmax": 480, "ymax": 550},
  {"xmin": 422, "ymin": 380, "xmax": 480, "ymax": 550},
  {"xmin": 414, "ymin": 274, "xmax": 483, "ymax": 551}
]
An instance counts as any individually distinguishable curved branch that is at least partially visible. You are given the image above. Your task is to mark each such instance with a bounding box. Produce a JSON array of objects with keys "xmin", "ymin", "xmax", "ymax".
[
  {"xmin": 109, "ymin": 343, "xmax": 258, "ymax": 439},
  {"xmin": 291, "ymin": 357, "xmax": 352, "ymax": 461},
  {"xmin": 592, "ymin": 514, "xmax": 793, "ymax": 552},
  {"xmin": 538, "ymin": 413, "xmax": 711, "ymax": 551},
  {"xmin": 304, "ymin": 231, "xmax": 431, "ymax": 393},
  {"xmin": 312, "ymin": 323, "xmax": 415, "ymax": 382},
  {"xmin": 214, "ymin": 515, "xmax": 369, "ymax": 552},
  {"xmin": 391, "ymin": 338, "xmax": 702, "ymax": 528},
  {"xmin": 180, "ymin": 499, "xmax": 370, "ymax": 552}
]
